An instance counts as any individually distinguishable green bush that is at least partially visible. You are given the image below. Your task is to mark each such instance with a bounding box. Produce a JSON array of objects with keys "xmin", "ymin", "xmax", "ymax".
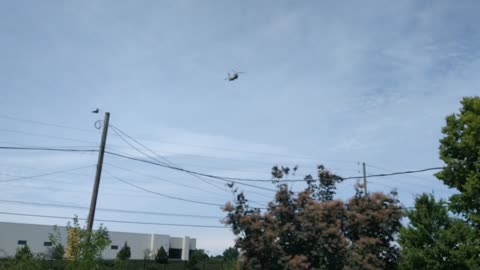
[{"xmin": 116, "ymin": 242, "xmax": 131, "ymax": 261}]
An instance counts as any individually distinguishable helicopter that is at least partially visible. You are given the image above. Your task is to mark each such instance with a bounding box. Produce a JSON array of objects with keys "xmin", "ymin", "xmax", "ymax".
[{"xmin": 225, "ymin": 70, "xmax": 245, "ymax": 81}]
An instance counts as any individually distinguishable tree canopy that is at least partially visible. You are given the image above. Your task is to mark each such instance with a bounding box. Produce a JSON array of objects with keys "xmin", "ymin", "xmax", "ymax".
[
  {"xmin": 155, "ymin": 246, "xmax": 168, "ymax": 264},
  {"xmin": 398, "ymin": 97, "xmax": 480, "ymax": 269},
  {"xmin": 116, "ymin": 242, "xmax": 131, "ymax": 261},
  {"xmin": 224, "ymin": 165, "xmax": 403, "ymax": 270},
  {"xmin": 399, "ymin": 193, "xmax": 480, "ymax": 269},
  {"xmin": 222, "ymin": 247, "xmax": 239, "ymax": 262},
  {"xmin": 436, "ymin": 96, "xmax": 480, "ymax": 224}
]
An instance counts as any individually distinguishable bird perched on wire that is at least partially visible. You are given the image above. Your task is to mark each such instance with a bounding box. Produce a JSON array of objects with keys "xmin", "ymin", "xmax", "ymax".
[{"xmin": 91, "ymin": 108, "xmax": 99, "ymax": 114}]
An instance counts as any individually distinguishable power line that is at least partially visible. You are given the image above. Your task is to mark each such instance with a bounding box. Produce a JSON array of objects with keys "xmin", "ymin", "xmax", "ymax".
[
  {"xmin": 354, "ymin": 167, "xmax": 444, "ymax": 180},
  {"xmin": 104, "ymin": 150, "xmax": 443, "ymax": 185},
  {"xmin": 109, "ymin": 125, "xmax": 229, "ymax": 192},
  {"xmin": 115, "ymin": 136, "xmax": 355, "ymax": 164},
  {"xmin": 0, "ymin": 169, "xmax": 262, "ymax": 204},
  {"xmin": 105, "ymin": 146, "xmax": 277, "ymax": 175},
  {"xmin": 0, "ymin": 199, "xmax": 222, "ymax": 219},
  {"xmin": 103, "ymin": 162, "xmax": 233, "ymax": 199},
  {"xmin": 0, "ymin": 165, "xmax": 93, "ymax": 179},
  {"xmin": 0, "ymin": 114, "xmax": 357, "ymax": 165},
  {"xmin": 0, "ymin": 211, "xmax": 226, "ymax": 228},
  {"xmin": 105, "ymin": 151, "xmax": 277, "ymax": 192},
  {"xmin": 3, "ymin": 143, "xmax": 350, "ymax": 178},
  {"xmin": 0, "ymin": 143, "xmax": 274, "ymax": 198},
  {"xmin": 0, "ymin": 146, "xmax": 445, "ymax": 185},
  {"xmin": 0, "ymin": 198, "xmax": 445, "ymax": 215},
  {"xmin": 364, "ymin": 165, "xmax": 436, "ymax": 190},
  {"xmin": 366, "ymin": 163, "xmax": 440, "ymax": 182},
  {"xmin": 106, "ymin": 123, "xmax": 338, "ymax": 162},
  {"xmin": 0, "ymin": 128, "xmax": 99, "ymax": 145},
  {"xmin": 0, "ymin": 146, "xmax": 98, "ymax": 153},
  {"xmin": 1, "ymin": 143, "xmax": 97, "ymax": 149},
  {"xmin": 109, "ymin": 127, "xmax": 170, "ymax": 167},
  {"xmin": 0, "ymin": 114, "xmax": 95, "ymax": 133},
  {"xmin": 0, "ymin": 165, "xmax": 95, "ymax": 183},
  {"xmin": 123, "ymin": 149, "xmax": 321, "ymax": 169},
  {"xmin": 104, "ymin": 170, "xmax": 225, "ymax": 207},
  {"xmin": 110, "ymin": 125, "xmax": 354, "ymax": 196},
  {"xmin": 104, "ymin": 149, "xmax": 274, "ymax": 200},
  {"xmin": 100, "ymin": 163, "xmax": 272, "ymax": 205}
]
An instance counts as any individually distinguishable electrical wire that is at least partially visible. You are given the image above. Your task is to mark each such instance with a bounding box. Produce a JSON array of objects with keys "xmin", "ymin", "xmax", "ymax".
[
  {"xmin": 109, "ymin": 125, "xmax": 230, "ymax": 192},
  {"xmin": 104, "ymin": 149, "xmax": 274, "ymax": 200},
  {"xmin": 0, "ymin": 199, "xmax": 222, "ymax": 219},
  {"xmin": 0, "ymin": 114, "xmax": 94, "ymax": 133},
  {"xmin": 0, "ymin": 211, "xmax": 227, "ymax": 228},
  {"xmin": 0, "ymin": 143, "xmax": 275, "ymax": 199},
  {"xmin": 105, "ymin": 147, "xmax": 277, "ymax": 175},
  {"xmin": 104, "ymin": 162, "xmax": 230, "ymax": 197},
  {"xmin": 366, "ymin": 163, "xmax": 441, "ymax": 184},
  {"xmin": 105, "ymin": 150, "xmax": 443, "ymax": 186},
  {"xmin": 107, "ymin": 123, "xmax": 333, "ymax": 162},
  {"xmin": 104, "ymin": 170, "xmax": 225, "ymax": 207},
  {"xmin": 0, "ymin": 128, "xmax": 99, "ymax": 145},
  {"xmin": 0, "ymin": 146, "xmax": 98, "ymax": 152},
  {"xmin": 105, "ymin": 151, "xmax": 277, "ymax": 192},
  {"xmin": 0, "ymin": 165, "xmax": 95, "ymax": 183},
  {"xmin": 0, "ymin": 198, "xmax": 445, "ymax": 215},
  {"xmin": 0, "ymin": 145, "xmax": 446, "ymax": 186},
  {"xmin": 105, "ymin": 162, "xmax": 273, "ymax": 200},
  {"xmin": 355, "ymin": 167, "xmax": 444, "ymax": 180},
  {"xmin": 0, "ymin": 114, "xmax": 358, "ymax": 165},
  {"xmin": 364, "ymin": 165, "xmax": 437, "ymax": 190}
]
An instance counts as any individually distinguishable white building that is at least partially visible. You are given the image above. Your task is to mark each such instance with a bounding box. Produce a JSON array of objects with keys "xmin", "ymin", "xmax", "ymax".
[{"xmin": 0, "ymin": 222, "xmax": 196, "ymax": 260}]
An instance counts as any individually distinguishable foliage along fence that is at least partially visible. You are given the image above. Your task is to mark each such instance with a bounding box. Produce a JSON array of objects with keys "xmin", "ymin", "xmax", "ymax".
[
  {"xmin": 107, "ymin": 260, "xmax": 226, "ymax": 270},
  {"xmin": 0, "ymin": 259, "xmax": 228, "ymax": 270}
]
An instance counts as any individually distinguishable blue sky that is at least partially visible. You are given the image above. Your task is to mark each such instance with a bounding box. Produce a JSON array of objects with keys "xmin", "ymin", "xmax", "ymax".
[{"xmin": 1, "ymin": 1, "xmax": 480, "ymax": 254}]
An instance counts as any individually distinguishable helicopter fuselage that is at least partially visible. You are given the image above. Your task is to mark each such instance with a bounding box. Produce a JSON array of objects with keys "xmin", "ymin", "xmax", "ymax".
[{"xmin": 228, "ymin": 74, "xmax": 239, "ymax": 81}]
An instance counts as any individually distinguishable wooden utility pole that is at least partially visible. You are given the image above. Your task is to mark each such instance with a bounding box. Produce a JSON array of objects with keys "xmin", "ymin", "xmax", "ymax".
[
  {"xmin": 87, "ymin": 112, "xmax": 110, "ymax": 234},
  {"xmin": 362, "ymin": 162, "xmax": 367, "ymax": 196}
]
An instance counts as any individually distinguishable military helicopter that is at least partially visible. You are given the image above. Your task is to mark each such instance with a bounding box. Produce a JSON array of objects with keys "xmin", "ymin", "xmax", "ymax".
[{"xmin": 225, "ymin": 70, "xmax": 245, "ymax": 81}]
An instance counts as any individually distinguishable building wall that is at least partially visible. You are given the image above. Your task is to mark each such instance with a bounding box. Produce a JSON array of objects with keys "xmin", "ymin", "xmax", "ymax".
[
  {"xmin": 0, "ymin": 222, "xmax": 195, "ymax": 260},
  {"xmin": 103, "ymin": 231, "xmax": 153, "ymax": 260}
]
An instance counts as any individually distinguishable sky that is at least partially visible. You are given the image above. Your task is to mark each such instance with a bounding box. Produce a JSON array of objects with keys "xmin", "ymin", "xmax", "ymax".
[{"xmin": 1, "ymin": 0, "xmax": 480, "ymax": 255}]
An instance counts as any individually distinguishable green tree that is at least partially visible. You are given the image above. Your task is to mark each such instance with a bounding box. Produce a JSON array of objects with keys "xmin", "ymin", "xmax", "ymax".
[
  {"xmin": 11, "ymin": 245, "xmax": 43, "ymax": 270},
  {"xmin": 436, "ymin": 96, "xmax": 480, "ymax": 224},
  {"xmin": 15, "ymin": 245, "xmax": 33, "ymax": 260},
  {"xmin": 113, "ymin": 242, "xmax": 131, "ymax": 270},
  {"xmin": 155, "ymin": 246, "xmax": 168, "ymax": 264},
  {"xmin": 63, "ymin": 217, "xmax": 111, "ymax": 270},
  {"xmin": 399, "ymin": 193, "xmax": 480, "ymax": 269},
  {"xmin": 116, "ymin": 242, "xmax": 131, "ymax": 261},
  {"xmin": 48, "ymin": 225, "xmax": 65, "ymax": 260},
  {"xmin": 222, "ymin": 247, "xmax": 240, "ymax": 270},
  {"xmin": 187, "ymin": 249, "xmax": 209, "ymax": 270},
  {"xmin": 222, "ymin": 247, "xmax": 239, "ymax": 262}
]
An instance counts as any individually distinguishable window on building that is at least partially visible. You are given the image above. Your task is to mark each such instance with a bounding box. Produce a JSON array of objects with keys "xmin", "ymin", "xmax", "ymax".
[
  {"xmin": 44, "ymin": 242, "xmax": 53, "ymax": 247},
  {"xmin": 111, "ymin": 245, "xmax": 118, "ymax": 250},
  {"xmin": 17, "ymin": 240, "xmax": 27, "ymax": 245},
  {"xmin": 168, "ymin": 248, "xmax": 182, "ymax": 259}
]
